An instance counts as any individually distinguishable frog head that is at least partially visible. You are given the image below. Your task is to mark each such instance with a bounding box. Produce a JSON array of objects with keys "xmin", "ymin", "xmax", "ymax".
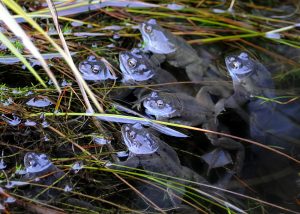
[
  {"xmin": 225, "ymin": 52, "xmax": 274, "ymax": 96},
  {"xmin": 119, "ymin": 48, "xmax": 155, "ymax": 83},
  {"xmin": 24, "ymin": 152, "xmax": 52, "ymax": 173},
  {"xmin": 78, "ymin": 56, "xmax": 117, "ymax": 81},
  {"xmin": 143, "ymin": 91, "xmax": 181, "ymax": 119},
  {"xmin": 139, "ymin": 19, "xmax": 176, "ymax": 54},
  {"xmin": 121, "ymin": 123, "xmax": 159, "ymax": 155},
  {"xmin": 225, "ymin": 52, "xmax": 255, "ymax": 83}
]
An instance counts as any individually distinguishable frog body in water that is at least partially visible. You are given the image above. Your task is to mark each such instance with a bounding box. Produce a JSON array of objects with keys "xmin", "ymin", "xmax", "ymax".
[
  {"xmin": 141, "ymin": 91, "xmax": 245, "ymax": 174},
  {"xmin": 139, "ymin": 19, "xmax": 223, "ymax": 82},
  {"xmin": 119, "ymin": 48, "xmax": 193, "ymax": 97},
  {"xmin": 78, "ymin": 56, "xmax": 131, "ymax": 99},
  {"xmin": 108, "ymin": 123, "xmax": 207, "ymax": 210},
  {"xmin": 142, "ymin": 91, "xmax": 211, "ymax": 126},
  {"xmin": 223, "ymin": 52, "xmax": 300, "ymax": 152},
  {"xmin": 118, "ymin": 123, "xmax": 205, "ymax": 182},
  {"xmin": 223, "ymin": 52, "xmax": 300, "ymax": 208},
  {"xmin": 23, "ymin": 152, "xmax": 66, "ymax": 200},
  {"xmin": 139, "ymin": 19, "xmax": 233, "ymax": 110},
  {"xmin": 79, "ymin": 56, "xmax": 117, "ymax": 81}
]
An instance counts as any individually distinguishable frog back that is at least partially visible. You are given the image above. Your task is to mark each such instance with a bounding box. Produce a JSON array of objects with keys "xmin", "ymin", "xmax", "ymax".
[
  {"xmin": 174, "ymin": 93, "xmax": 212, "ymax": 126},
  {"xmin": 249, "ymin": 99, "xmax": 300, "ymax": 152},
  {"xmin": 140, "ymin": 140, "xmax": 183, "ymax": 177}
]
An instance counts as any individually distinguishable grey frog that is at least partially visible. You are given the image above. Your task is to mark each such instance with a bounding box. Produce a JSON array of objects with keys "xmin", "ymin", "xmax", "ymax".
[
  {"xmin": 222, "ymin": 52, "xmax": 300, "ymax": 151},
  {"xmin": 78, "ymin": 56, "xmax": 117, "ymax": 81},
  {"xmin": 139, "ymin": 19, "xmax": 223, "ymax": 82},
  {"xmin": 139, "ymin": 19, "xmax": 233, "ymax": 110},
  {"xmin": 222, "ymin": 52, "xmax": 300, "ymax": 208},
  {"xmin": 117, "ymin": 123, "xmax": 205, "ymax": 182},
  {"xmin": 23, "ymin": 152, "xmax": 66, "ymax": 200},
  {"xmin": 108, "ymin": 123, "xmax": 207, "ymax": 210},
  {"xmin": 119, "ymin": 48, "xmax": 193, "ymax": 96},
  {"xmin": 142, "ymin": 91, "xmax": 211, "ymax": 126},
  {"xmin": 78, "ymin": 55, "xmax": 131, "ymax": 99},
  {"xmin": 142, "ymin": 91, "xmax": 245, "ymax": 174}
]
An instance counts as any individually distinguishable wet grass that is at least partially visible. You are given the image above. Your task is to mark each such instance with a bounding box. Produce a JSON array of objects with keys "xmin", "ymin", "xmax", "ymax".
[{"xmin": 0, "ymin": 0, "xmax": 300, "ymax": 213}]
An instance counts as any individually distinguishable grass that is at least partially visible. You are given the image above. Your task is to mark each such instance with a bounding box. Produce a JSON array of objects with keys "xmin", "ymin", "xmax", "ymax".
[{"xmin": 0, "ymin": 0, "xmax": 299, "ymax": 213}]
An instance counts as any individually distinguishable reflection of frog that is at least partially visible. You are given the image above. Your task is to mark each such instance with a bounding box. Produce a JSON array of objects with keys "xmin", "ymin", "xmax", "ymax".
[
  {"xmin": 108, "ymin": 123, "xmax": 207, "ymax": 210},
  {"xmin": 221, "ymin": 52, "xmax": 300, "ymax": 151},
  {"xmin": 23, "ymin": 152, "xmax": 66, "ymax": 200},
  {"xmin": 119, "ymin": 48, "xmax": 193, "ymax": 96},
  {"xmin": 139, "ymin": 19, "xmax": 223, "ymax": 82},
  {"xmin": 142, "ymin": 91, "xmax": 245, "ymax": 174},
  {"xmin": 79, "ymin": 56, "xmax": 117, "ymax": 81}
]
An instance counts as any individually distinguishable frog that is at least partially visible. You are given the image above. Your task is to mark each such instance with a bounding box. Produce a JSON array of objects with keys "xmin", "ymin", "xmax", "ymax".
[
  {"xmin": 107, "ymin": 123, "xmax": 208, "ymax": 210},
  {"xmin": 119, "ymin": 48, "xmax": 194, "ymax": 97},
  {"xmin": 23, "ymin": 152, "xmax": 66, "ymax": 200},
  {"xmin": 139, "ymin": 19, "xmax": 233, "ymax": 111},
  {"xmin": 139, "ymin": 19, "xmax": 227, "ymax": 83},
  {"xmin": 78, "ymin": 55, "xmax": 131, "ymax": 99},
  {"xmin": 141, "ymin": 91, "xmax": 245, "ymax": 174},
  {"xmin": 78, "ymin": 55, "xmax": 117, "ymax": 81},
  {"xmin": 220, "ymin": 51, "xmax": 300, "ymax": 151},
  {"xmin": 221, "ymin": 51, "xmax": 300, "ymax": 208}
]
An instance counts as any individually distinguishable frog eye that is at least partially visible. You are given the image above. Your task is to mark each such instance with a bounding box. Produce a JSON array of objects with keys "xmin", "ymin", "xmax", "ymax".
[
  {"xmin": 232, "ymin": 60, "xmax": 242, "ymax": 70},
  {"xmin": 129, "ymin": 131, "xmax": 136, "ymax": 139},
  {"xmin": 144, "ymin": 25, "xmax": 152, "ymax": 33},
  {"xmin": 156, "ymin": 100, "xmax": 164, "ymax": 108},
  {"xmin": 127, "ymin": 58, "xmax": 137, "ymax": 68},
  {"xmin": 228, "ymin": 57, "xmax": 235, "ymax": 62},
  {"xmin": 239, "ymin": 52, "xmax": 249, "ymax": 59},
  {"xmin": 91, "ymin": 65, "xmax": 100, "ymax": 74},
  {"xmin": 29, "ymin": 159, "xmax": 38, "ymax": 167}
]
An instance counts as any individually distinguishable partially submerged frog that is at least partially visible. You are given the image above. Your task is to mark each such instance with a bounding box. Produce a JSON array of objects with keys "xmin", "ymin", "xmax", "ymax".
[
  {"xmin": 142, "ymin": 91, "xmax": 245, "ymax": 174},
  {"xmin": 139, "ymin": 19, "xmax": 222, "ymax": 82},
  {"xmin": 116, "ymin": 123, "xmax": 206, "ymax": 181},
  {"xmin": 139, "ymin": 19, "xmax": 233, "ymax": 110},
  {"xmin": 79, "ymin": 56, "xmax": 117, "ymax": 81},
  {"xmin": 142, "ymin": 91, "xmax": 211, "ymax": 126},
  {"xmin": 78, "ymin": 55, "xmax": 131, "ymax": 99},
  {"xmin": 221, "ymin": 52, "xmax": 300, "ymax": 152},
  {"xmin": 222, "ymin": 52, "xmax": 300, "ymax": 207},
  {"xmin": 108, "ymin": 123, "xmax": 207, "ymax": 210},
  {"xmin": 119, "ymin": 48, "xmax": 193, "ymax": 96},
  {"xmin": 23, "ymin": 152, "xmax": 66, "ymax": 200}
]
